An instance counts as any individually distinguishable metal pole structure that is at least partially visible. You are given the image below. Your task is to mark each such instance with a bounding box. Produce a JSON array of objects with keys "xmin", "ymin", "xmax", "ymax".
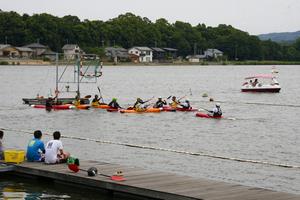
[
  {"xmin": 55, "ymin": 53, "xmax": 59, "ymax": 96},
  {"xmin": 77, "ymin": 55, "xmax": 80, "ymax": 98}
]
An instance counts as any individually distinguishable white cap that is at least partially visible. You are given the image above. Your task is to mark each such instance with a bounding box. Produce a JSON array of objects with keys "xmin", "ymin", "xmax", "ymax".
[{"xmin": 216, "ymin": 103, "xmax": 221, "ymax": 107}]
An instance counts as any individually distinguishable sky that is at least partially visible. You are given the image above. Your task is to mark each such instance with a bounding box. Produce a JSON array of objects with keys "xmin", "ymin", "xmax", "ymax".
[{"xmin": 1, "ymin": 0, "xmax": 299, "ymax": 35}]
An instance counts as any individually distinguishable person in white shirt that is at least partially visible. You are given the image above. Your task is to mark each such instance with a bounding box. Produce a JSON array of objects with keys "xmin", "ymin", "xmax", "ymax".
[
  {"xmin": 45, "ymin": 131, "xmax": 70, "ymax": 164},
  {"xmin": 208, "ymin": 103, "xmax": 222, "ymax": 117}
]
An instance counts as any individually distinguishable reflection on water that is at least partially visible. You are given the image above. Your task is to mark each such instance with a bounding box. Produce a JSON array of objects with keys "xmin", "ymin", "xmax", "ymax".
[{"xmin": 0, "ymin": 175, "xmax": 125, "ymax": 200}]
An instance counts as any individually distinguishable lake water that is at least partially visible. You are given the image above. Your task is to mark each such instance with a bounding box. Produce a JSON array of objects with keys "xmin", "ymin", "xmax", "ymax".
[{"xmin": 0, "ymin": 64, "xmax": 300, "ymax": 198}]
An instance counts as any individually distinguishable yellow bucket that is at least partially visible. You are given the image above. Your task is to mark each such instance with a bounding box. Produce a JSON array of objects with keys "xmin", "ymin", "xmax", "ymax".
[{"xmin": 4, "ymin": 150, "xmax": 25, "ymax": 164}]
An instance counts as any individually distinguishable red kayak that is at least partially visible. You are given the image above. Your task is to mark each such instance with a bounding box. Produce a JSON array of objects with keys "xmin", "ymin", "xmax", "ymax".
[
  {"xmin": 31, "ymin": 104, "xmax": 71, "ymax": 110},
  {"xmin": 176, "ymin": 107, "xmax": 198, "ymax": 112},
  {"xmin": 195, "ymin": 112, "xmax": 223, "ymax": 119},
  {"xmin": 162, "ymin": 106, "xmax": 176, "ymax": 112}
]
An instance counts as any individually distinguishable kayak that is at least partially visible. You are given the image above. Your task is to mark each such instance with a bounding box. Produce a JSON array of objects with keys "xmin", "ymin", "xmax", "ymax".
[
  {"xmin": 92, "ymin": 104, "xmax": 110, "ymax": 109},
  {"xmin": 162, "ymin": 106, "xmax": 176, "ymax": 112},
  {"xmin": 31, "ymin": 104, "xmax": 72, "ymax": 110},
  {"xmin": 176, "ymin": 107, "xmax": 198, "ymax": 112},
  {"xmin": 107, "ymin": 108, "xmax": 119, "ymax": 112},
  {"xmin": 120, "ymin": 108, "xmax": 161, "ymax": 113},
  {"xmin": 69, "ymin": 105, "xmax": 90, "ymax": 110},
  {"xmin": 195, "ymin": 112, "xmax": 223, "ymax": 119}
]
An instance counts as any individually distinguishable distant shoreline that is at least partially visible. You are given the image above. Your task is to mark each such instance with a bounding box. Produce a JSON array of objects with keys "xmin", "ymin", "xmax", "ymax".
[{"xmin": 1, "ymin": 59, "xmax": 300, "ymax": 66}]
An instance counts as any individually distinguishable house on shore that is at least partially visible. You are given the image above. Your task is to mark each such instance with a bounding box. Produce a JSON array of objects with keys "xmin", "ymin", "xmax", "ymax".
[
  {"xmin": 105, "ymin": 47, "xmax": 129, "ymax": 62},
  {"xmin": 204, "ymin": 49, "xmax": 223, "ymax": 59},
  {"xmin": 186, "ymin": 55, "xmax": 206, "ymax": 63},
  {"xmin": 128, "ymin": 47, "xmax": 153, "ymax": 63},
  {"xmin": 151, "ymin": 47, "xmax": 165, "ymax": 62},
  {"xmin": 62, "ymin": 44, "xmax": 82, "ymax": 60},
  {"xmin": 163, "ymin": 48, "xmax": 178, "ymax": 59},
  {"xmin": 16, "ymin": 47, "xmax": 33, "ymax": 58},
  {"xmin": 0, "ymin": 44, "xmax": 19, "ymax": 58},
  {"xmin": 23, "ymin": 43, "xmax": 47, "ymax": 58}
]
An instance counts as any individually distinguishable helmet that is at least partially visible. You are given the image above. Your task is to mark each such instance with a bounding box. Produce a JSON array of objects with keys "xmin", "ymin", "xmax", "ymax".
[
  {"xmin": 158, "ymin": 96, "xmax": 162, "ymax": 99},
  {"xmin": 216, "ymin": 103, "xmax": 221, "ymax": 107},
  {"xmin": 112, "ymin": 98, "xmax": 117, "ymax": 102},
  {"xmin": 87, "ymin": 167, "xmax": 98, "ymax": 176}
]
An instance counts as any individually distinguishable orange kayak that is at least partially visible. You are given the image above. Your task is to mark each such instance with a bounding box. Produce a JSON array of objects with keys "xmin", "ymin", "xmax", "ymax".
[
  {"xmin": 120, "ymin": 108, "xmax": 161, "ymax": 113},
  {"xmin": 93, "ymin": 104, "xmax": 110, "ymax": 109}
]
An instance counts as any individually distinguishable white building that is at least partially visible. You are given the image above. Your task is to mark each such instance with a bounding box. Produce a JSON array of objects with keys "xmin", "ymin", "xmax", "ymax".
[
  {"xmin": 128, "ymin": 47, "xmax": 153, "ymax": 63},
  {"xmin": 62, "ymin": 44, "xmax": 82, "ymax": 60},
  {"xmin": 204, "ymin": 49, "xmax": 223, "ymax": 58}
]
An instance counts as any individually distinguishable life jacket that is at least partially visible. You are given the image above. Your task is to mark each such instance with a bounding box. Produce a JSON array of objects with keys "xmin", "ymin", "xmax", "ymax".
[
  {"xmin": 214, "ymin": 107, "xmax": 222, "ymax": 117},
  {"xmin": 91, "ymin": 101, "xmax": 100, "ymax": 107},
  {"xmin": 155, "ymin": 100, "xmax": 166, "ymax": 108},
  {"xmin": 170, "ymin": 101, "xmax": 179, "ymax": 108}
]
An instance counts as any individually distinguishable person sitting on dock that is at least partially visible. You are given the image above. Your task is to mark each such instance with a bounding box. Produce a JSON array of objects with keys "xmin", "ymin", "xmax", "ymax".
[
  {"xmin": 153, "ymin": 97, "xmax": 167, "ymax": 108},
  {"xmin": 208, "ymin": 103, "xmax": 222, "ymax": 117},
  {"xmin": 91, "ymin": 95, "xmax": 101, "ymax": 107},
  {"xmin": 45, "ymin": 131, "xmax": 70, "ymax": 164},
  {"xmin": 180, "ymin": 100, "xmax": 191, "ymax": 109},
  {"xmin": 26, "ymin": 130, "xmax": 45, "ymax": 162},
  {"xmin": 170, "ymin": 96, "xmax": 180, "ymax": 108},
  {"xmin": 0, "ymin": 130, "xmax": 4, "ymax": 160},
  {"xmin": 108, "ymin": 98, "xmax": 122, "ymax": 109}
]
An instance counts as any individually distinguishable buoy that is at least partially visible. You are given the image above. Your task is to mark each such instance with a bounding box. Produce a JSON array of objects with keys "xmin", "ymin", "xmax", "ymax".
[{"xmin": 202, "ymin": 93, "xmax": 208, "ymax": 97}]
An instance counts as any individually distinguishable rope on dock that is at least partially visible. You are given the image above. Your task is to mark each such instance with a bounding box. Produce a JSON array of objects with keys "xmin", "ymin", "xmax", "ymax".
[{"xmin": 1, "ymin": 127, "xmax": 299, "ymax": 169}]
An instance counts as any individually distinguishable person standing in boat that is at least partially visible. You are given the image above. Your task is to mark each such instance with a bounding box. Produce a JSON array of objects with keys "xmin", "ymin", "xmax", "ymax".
[
  {"xmin": 45, "ymin": 97, "xmax": 53, "ymax": 111},
  {"xmin": 153, "ymin": 97, "xmax": 167, "ymax": 108},
  {"xmin": 108, "ymin": 98, "xmax": 122, "ymax": 109},
  {"xmin": 208, "ymin": 103, "xmax": 222, "ymax": 117}
]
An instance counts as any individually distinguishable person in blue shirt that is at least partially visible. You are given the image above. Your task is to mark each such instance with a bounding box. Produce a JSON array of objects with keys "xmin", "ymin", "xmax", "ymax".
[{"xmin": 26, "ymin": 130, "xmax": 45, "ymax": 162}]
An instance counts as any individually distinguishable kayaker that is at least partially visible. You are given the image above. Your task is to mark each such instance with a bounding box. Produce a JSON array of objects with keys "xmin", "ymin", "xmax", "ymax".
[
  {"xmin": 26, "ymin": 130, "xmax": 45, "ymax": 162},
  {"xmin": 133, "ymin": 98, "xmax": 147, "ymax": 111},
  {"xmin": 153, "ymin": 97, "xmax": 167, "ymax": 108},
  {"xmin": 208, "ymin": 103, "xmax": 222, "ymax": 117},
  {"xmin": 170, "ymin": 96, "xmax": 180, "ymax": 108},
  {"xmin": 45, "ymin": 97, "xmax": 53, "ymax": 111},
  {"xmin": 180, "ymin": 99, "xmax": 191, "ymax": 109},
  {"xmin": 45, "ymin": 131, "xmax": 70, "ymax": 164},
  {"xmin": 91, "ymin": 95, "xmax": 101, "ymax": 106},
  {"xmin": 108, "ymin": 98, "xmax": 122, "ymax": 109}
]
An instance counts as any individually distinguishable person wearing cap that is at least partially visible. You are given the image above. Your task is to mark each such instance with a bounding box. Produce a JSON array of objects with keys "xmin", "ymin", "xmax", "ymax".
[
  {"xmin": 170, "ymin": 96, "xmax": 180, "ymax": 108},
  {"xmin": 108, "ymin": 98, "xmax": 122, "ymax": 109},
  {"xmin": 180, "ymin": 99, "xmax": 191, "ymax": 109},
  {"xmin": 154, "ymin": 97, "xmax": 167, "ymax": 108},
  {"xmin": 209, "ymin": 103, "xmax": 222, "ymax": 117}
]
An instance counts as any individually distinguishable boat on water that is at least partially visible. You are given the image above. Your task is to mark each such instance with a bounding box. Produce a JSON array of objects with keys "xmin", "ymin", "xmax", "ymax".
[
  {"xmin": 241, "ymin": 74, "xmax": 281, "ymax": 93},
  {"xmin": 23, "ymin": 54, "xmax": 102, "ymax": 108}
]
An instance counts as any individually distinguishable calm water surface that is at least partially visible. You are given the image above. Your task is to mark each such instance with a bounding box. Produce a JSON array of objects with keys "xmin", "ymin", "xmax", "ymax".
[{"xmin": 0, "ymin": 64, "xmax": 300, "ymax": 197}]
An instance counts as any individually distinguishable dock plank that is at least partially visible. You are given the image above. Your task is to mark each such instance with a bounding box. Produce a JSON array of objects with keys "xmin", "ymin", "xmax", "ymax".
[{"xmin": 9, "ymin": 161, "xmax": 300, "ymax": 200}]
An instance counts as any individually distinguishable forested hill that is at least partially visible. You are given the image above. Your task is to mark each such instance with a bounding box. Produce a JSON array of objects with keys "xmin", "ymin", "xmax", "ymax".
[
  {"xmin": 258, "ymin": 31, "xmax": 300, "ymax": 43},
  {"xmin": 0, "ymin": 11, "xmax": 300, "ymax": 61}
]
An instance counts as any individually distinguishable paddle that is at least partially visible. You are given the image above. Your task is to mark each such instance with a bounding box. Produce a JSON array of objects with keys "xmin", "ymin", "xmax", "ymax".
[
  {"xmin": 97, "ymin": 86, "xmax": 105, "ymax": 103},
  {"xmin": 68, "ymin": 164, "xmax": 126, "ymax": 181},
  {"xmin": 198, "ymin": 107, "xmax": 211, "ymax": 112}
]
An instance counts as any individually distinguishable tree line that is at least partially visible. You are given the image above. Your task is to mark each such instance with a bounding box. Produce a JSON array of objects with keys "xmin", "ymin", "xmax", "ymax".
[{"xmin": 0, "ymin": 11, "xmax": 300, "ymax": 61}]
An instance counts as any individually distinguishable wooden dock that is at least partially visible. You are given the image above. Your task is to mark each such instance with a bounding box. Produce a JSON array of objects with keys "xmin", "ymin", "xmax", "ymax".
[{"xmin": 3, "ymin": 160, "xmax": 300, "ymax": 200}]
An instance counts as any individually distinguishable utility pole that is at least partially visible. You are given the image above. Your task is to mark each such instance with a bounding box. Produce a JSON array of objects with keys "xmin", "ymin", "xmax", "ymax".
[{"xmin": 193, "ymin": 43, "xmax": 197, "ymax": 55}]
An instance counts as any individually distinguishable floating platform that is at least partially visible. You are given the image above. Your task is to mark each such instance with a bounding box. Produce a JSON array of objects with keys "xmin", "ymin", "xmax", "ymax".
[{"xmin": 3, "ymin": 160, "xmax": 300, "ymax": 200}]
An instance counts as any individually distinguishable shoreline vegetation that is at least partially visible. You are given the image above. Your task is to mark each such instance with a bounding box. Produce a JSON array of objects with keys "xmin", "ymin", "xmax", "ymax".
[{"xmin": 1, "ymin": 59, "xmax": 300, "ymax": 66}]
